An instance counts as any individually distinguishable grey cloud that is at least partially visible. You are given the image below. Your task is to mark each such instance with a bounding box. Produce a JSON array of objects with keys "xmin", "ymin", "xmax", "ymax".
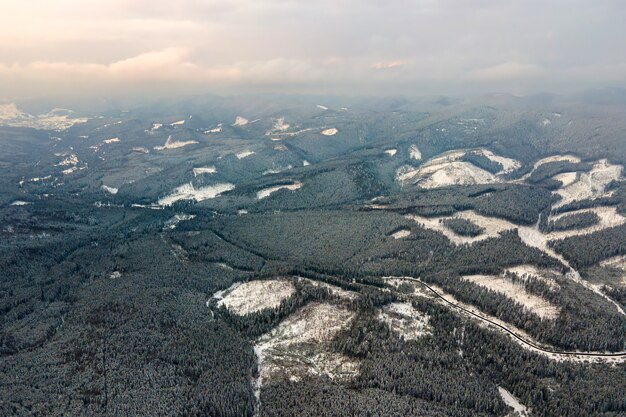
[{"xmin": 0, "ymin": 0, "xmax": 624, "ymax": 99}]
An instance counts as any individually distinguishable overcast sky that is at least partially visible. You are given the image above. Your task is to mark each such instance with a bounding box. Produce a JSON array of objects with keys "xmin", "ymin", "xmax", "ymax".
[{"xmin": 1, "ymin": 0, "xmax": 625, "ymax": 100}]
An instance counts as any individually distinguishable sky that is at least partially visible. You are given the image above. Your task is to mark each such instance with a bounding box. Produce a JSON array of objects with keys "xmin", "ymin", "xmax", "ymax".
[{"xmin": 1, "ymin": 0, "xmax": 625, "ymax": 100}]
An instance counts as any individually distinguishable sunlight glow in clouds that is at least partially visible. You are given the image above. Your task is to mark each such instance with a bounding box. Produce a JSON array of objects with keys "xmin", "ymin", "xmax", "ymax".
[{"xmin": 0, "ymin": 0, "xmax": 625, "ymax": 98}]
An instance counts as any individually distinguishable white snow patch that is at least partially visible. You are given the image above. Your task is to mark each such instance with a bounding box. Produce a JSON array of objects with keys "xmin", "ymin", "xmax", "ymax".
[
  {"xmin": 270, "ymin": 117, "xmax": 290, "ymax": 133},
  {"xmin": 553, "ymin": 159, "xmax": 623, "ymax": 207},
  {"xmin": 10, "ymin": 200, "xmax": 31, "ymax": 206},
  {"xmin": 236, "ymin": 150, "xmax": 255, "ymax": 159},
  {"xmin": 0, "ymin": 103, "xmax": 88, "ymax": 130},
  {"xmin": 498, "ymin": 387, "xmax": 529, "ymax": 416},
  {"xmin": 254, "ymin": 302, "xmax": 358, "ymax": 389},
  {"xmin": 504, "ymin": 265, "xmax": 561, "ymax": 289},
  {"xmin": 542, "ymin": 118, "xmax": 551, "ymax": 126},
  {"xmin": 409, "ymin": 145, "xmax": 422, "ymax": 160},
  {"xmin": 553, "ymin": 172, "xmax": 578, "ymax": 187},
  {"xmin": 54, "ymin": 154, "xmax": 79, "ymax": 167},
  {"xmin": 193, "ymin": 166, "xmax": 217, "ymax": 176},
  {"xmin": 385, "ymin": 148, "xmax": 397, "ymax": 156},
  {"xmin": 546, "ymin": 207, "xmax": 625, "ymax": 239},
  {"xmin": 154, "ymin": 135, "xmax": 198, "ymax": 151},
  {"xmin": 262, "ymin": 165, "xmax": 293, "ymax": 175},
  {"xmin": 101, "ymin": 185, "xmax": 118, "ymax": 194},
  {"xmin": 303, "ymin": 160, "xmax": 310, "ymax": 166},
  {"xmin": 164, "ymin": 214, "xmax": 196, "ymax": 230},
  {"xmin": 205, "ymin": 126, "xmax": 222, "ymax": 133},
  {"xmin": 478, "ymin": 149, "xmax": 521, "ymax": 173},
  {"xmin": 391, "ymin": 229, "xmax": 411, "ymax": 239},
  {"xmin": 316, "ymin": 105, "xmax": 328, "ymax": 110},
  {"xmin": 158, "ymin": 182, "xmax": 234, "ymax": 206},
  {"xmin": 320, "ymin": 128, "xmax": 338, "ymax": 136},
  {"xmin": 377, "ymin": 302, "xmax": 431, "ymax": 340},
  {"xmin": 103, "ymin": 137, "xmax": 120, "ymax": 144},
  {"xmin": 29, "ymin": 175, "xmax": 51, "ymax": 183},
  {"xmin": 257, "ymin": 181, "xmax": 303, "ymax": 199},
  {"xmin": 463, "ymin": 275, "xmax": 559, "ymax": 319},
  {"xmin": 397, "ymin": 149, "xmax": 519, "ymax": 187},
  {"xmin": 233, "ymin": 116, "xmax": 249, "ymax": 126},
  {"xmin": 132, "ymin": 147, "xmax": 149, "ymax": 154},
  {"xmin": 535, "ymin": 154, "xmax": 581, "ymax": 168},
  {"xmin": 218, "ymin": 279, "xmax": 296, "ymax": 315},
  {"xmin": 170, "ymin": 119, "xmax": 185, "ymax": 126},
  {"xmin": 399, "ymin": 161, "xmax": 499, "ymax": 188}
]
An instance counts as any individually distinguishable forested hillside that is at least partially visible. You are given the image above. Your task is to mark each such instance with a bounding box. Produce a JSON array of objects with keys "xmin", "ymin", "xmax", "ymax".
[{"xmin": 1, "ymin": 92, "xmax": 625, "ymax": 416}]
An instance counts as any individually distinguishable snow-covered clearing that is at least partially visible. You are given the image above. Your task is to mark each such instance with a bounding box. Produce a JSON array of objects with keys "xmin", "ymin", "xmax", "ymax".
[
  {"xmin": 257, "ymin": 181, "xmax": 303, "ymax": 199},
  {"xmin": 498, "ymin": 387, "xmax": 529, "ymax": 416},
  {"xmin": 158, "ymin": 182, "xmax": 234, "ymax": 206},
  {"xmin": 254, "ymin": 302, "xmax": 358, "ymax": 388},
  {"xmin": 193, "ymin": 166, "xmax": 217, "ymax": 176},
  {"xmin": 383, "ymin": 277, "xmax": 624, "ymax": 363},
  {"xmin": 377, "ymin": 302, "xmax": 431, "ymax": 340},
  {"xmin": 478, "ymin": 149, "xmax": 521, "ymax": 173},
  {"xmin": 517, "ymin": 155, "xmax": 583, "ymax": 182},
  {"xmin": 163, "ymin": 214, "xmax": 196, "ymax": 230},
  {"xmin": 601, "ymin": 255, "xmax": 626, "ymax": 272},
  {"xmin": 391, "ymin": 229, "xmax": 411, "ymax": 239},
  {"xmin": 10, "ymin": 200, "xmax": 31, "ymax": 206},
  {"xmin": 299, "ymin": 278, "xmax": 359, "ymax": 301},
  {"xmin": 385, "ymin": 149, "xmax": 397, "ymax": 156},
  {"xmin": 262, "ymin": 165, "xmax": 293, "ymax": 175},
  {"xmin": 408, "ymin": 211, "xmax": 512, "ymax": 245},
  {"xmin": 101, "ymin": 185, "xmax": 118, "ymax": 194},
  {"xmin": 463, "ymin": 275, "xmax": 559, "ymax": 319},
  {"xmin": 103, "ymin": 137, "xmax": 120, "ymax": 144},
  {"xmin": 407, "ymin": 210, "xmax": 625, "ymax": 315},
  {"xmin": 552, "ymin": 172, "xmax": 578, "ymax": 187},
  {"xmin": 62, "ymin": 166, "xmax": 85, "ymax": 175},
  {"xmin": 397, "ymin": 148, "xmax": 520, "ymax": 187},
  {"xmin": 320, "ymin": 128, "xmax": 338, "ymax": 136},
  {"xmin": 217, "ymin": 279, "xmax": 296, "ymax": 315},
  {"xmin": 553, "ymin": 159, "xmax": 623, "ymax": 207},
  {"xmin": 205, "ymin": 126, "xmax": 222, "ymax": 133},
  {"xmin": 409, "ymin": 144, "xmax": 422, "ymax": 160},
  {"xmin": 170, "ymin": 120, "xmax": 185, "ymax": 126},
  {"xmin": 542, "ymin": 118, "xmax": 552, "ymax": 126},
  {"xmin": 236, "ymin": 150, "xmax": 255, "ymax": 159},
  {"xmin": 274, "ymin": 144, "xmax": 288, "ymax": 151},
  {"xmin": 303, "ymin": 160, "xmax": 310, "ymax": 166},
  {"xmin": 267, "ymin": 117, "xmax": 289, "ymax": 134},
  {"xmin": 546, "ymin": 207, "xmax": 625, "ymax": 239},
  {"xmin": 233, "ymin": 116, "xmax": 249, "ymax": 126},
  {"xmin": 504, "ymin": 265, "xmax": 561, "ymax": 289},
  {"xmin": 154, "ymin": 135, "xmax": 198, "ymax": 151},
  {"xmin": 534, "ymin": 154, "xmax": 581, "ymax": 168},
  {"xmin": 0, "ymin": 103, "xmax": 88, "ymax": 130},
  {"xmin": 29, "ymin": 175, "xmax": 51, "ymax": 183},
  {"xmin": 316, "ymin": 105, "xmax": 328, "ymax": 110},
  {"xmin": 54, "ymin": 154, "xmax": 78, "ymax": 167},
  {"xmin": 150, "ymin": 123, "xmax": 162, "ymax": 132}
]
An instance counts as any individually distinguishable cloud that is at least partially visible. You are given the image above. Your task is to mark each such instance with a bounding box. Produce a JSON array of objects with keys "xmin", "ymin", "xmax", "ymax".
[
  {"xmin": 0, "ymin": 0, "xmax": 625, "ymax": 98},
  {"xmin": 468, "ymin": 62, "xmax": 542, "ymax": 81},
  {"xmin": 372, "ymin": 61, "xmax": 404, "ymax": 70}
]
